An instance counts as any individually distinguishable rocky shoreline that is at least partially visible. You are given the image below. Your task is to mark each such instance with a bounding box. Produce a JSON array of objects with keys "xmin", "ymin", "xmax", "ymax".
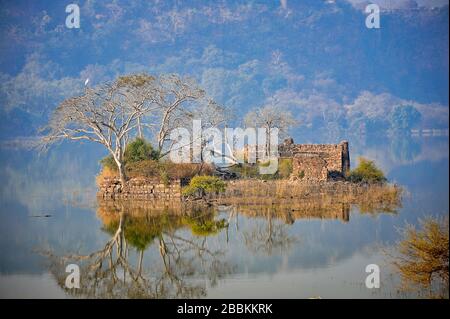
[{"xmin": 98, "ymin": 177, "xmax": 401, "ymax": 208}]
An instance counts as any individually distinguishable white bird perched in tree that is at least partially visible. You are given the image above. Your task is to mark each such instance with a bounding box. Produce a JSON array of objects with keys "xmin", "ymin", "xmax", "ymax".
[{"xmin": 84, "ymin": 78, "xmax": 89, "ymax": 86}]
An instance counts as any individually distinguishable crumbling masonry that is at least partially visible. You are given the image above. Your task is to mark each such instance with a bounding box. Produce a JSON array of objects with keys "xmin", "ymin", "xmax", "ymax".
[{"xmin": 279, "ymin": 138, "xmax": 350, "ymax": 182}]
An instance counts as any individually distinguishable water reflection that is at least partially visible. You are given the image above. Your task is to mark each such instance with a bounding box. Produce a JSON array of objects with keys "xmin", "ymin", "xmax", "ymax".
[
  {"xmin": 390, "ymin": 135, "xmax": 421, "ymax": 163},
  {"xmin": 0, "ymin": 137, "xmax": 446, "ymax": 298},
  {"xmin": 44, "ymin": 201, "xmax": 233, "ymax": 298},
  {"xmin": 41, "ymin": 189, "xmax": 402, "ymax": 299},
  {"xmin": 241, "ymin": 210, "xmax": 297, "ymax": 256}
]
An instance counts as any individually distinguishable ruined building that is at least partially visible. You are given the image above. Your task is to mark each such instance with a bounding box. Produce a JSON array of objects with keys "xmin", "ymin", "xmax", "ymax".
[{"xmin": 279, "ymin": 138, "xmax": 350, "ymax": 182}]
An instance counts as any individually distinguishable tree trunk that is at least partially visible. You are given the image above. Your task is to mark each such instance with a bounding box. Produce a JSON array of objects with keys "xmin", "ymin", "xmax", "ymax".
[
  {"xmin": 265, "ymin": 127, "xmax": 270, "ymax": 158},
  {"xmin": 118, "ymin": 162, "xmax": 127, "ymax": 189},
  {"xmin": 137, "ymin": 118, "xmax": 143, "ymax": 139},
  {"xmin": 113, "ymin": 155, "xmax": 127, "ymax": 190},
  {"xmin": 137, "ymin": 250, "xmax": 144, "ymax": 276}
]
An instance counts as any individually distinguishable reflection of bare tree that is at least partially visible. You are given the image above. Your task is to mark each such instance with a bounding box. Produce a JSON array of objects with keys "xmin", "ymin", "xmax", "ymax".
[
  {"xmin": 43, "ymin": 203, "xmax": 233, "ymax": 298},
  {"xmin": 242, "ymin": 208, "xmax": 297, "ymax": 256},
  {"xmin": 158, "ymin": 232, "xmax": 230, "ymax": 291}
]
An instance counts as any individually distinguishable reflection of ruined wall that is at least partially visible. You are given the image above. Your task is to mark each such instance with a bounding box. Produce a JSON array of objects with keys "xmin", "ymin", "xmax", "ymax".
[
  {"xmin": 234, "ymin": 202, "xmax": 351, "ymax": 223},
  {"xmin": 98, "ymin": 177, "xmax": 182, "ymax": 200},
  {"xmin": 97, "ymin": 198, "xmax": 184, "ymax": 215},
  {"xmin": 216, "ymin": 180, "xmax": 402, "ymax": 215},
  {"xmin": 279, "ymin": 139, "xmax": 350, "ymax": 181},
  {"xmin": 96, "ymin": 200, "xmax": 217, "ymax": 240},
  {"xmin": 97, "ymin": 199, "xmax": 186, "ymax": 226}
]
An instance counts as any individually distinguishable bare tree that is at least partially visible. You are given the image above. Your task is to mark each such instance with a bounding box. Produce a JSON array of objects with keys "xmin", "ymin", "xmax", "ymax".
[
  {"xmin": 41, "ymin": 73, "xmax": 228, "ymax": 185},
  {"xmin": 150, "ymin": 75, "xmax": 205, "ymax": 152},
  {"xmin": 242, "ymin": 209, "xmax": 297, "ymax": 256},
  {"xmin": 115, "ymin": 74, "xmax": 159, "ymax": 139},
  {"xmin": 151, "ymin": 74, "xmax": 229, "ymax": 156},
  {"xmin": 244, "ymin": 104, "xmax": 297, "ymax": 157},
  {"xmin": 142, "ymin": 74, "xmax": 231, "ymax": 162},
  {"xmin": 41, "ymin": 74, "xmax": 156, "ymax": 187}
]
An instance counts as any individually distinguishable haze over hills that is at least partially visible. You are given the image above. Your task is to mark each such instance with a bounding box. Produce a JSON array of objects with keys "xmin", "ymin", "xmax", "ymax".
[{"xmin": 0, "ymin": 0, "xmax": 448, "ymax": 142}]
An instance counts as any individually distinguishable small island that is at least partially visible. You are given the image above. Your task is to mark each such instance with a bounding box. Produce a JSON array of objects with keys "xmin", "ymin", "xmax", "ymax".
[
  {"xmin": 40, "ymin": 73, "xmax": 400, "ymax": 210},
  {"xmin": 96, "ymin": 136, "xmax": 400, "ymax": 211}
]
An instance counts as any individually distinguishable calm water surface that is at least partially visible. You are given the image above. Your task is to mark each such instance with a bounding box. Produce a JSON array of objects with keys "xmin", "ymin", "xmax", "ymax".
[{"xmin": 0, "ymin": 136, "xmax": 448, "ymax": 298}]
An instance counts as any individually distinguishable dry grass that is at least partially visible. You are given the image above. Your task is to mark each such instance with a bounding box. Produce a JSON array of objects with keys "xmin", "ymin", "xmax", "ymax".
[
  {"xmin": 164, "ymin": 162, "xmax": 215, "ymax": 180},
  {"xmin": 96, "ymin": 160, "xmax": 215, "ymax": 186},
  {"xmin": 389, "ymin": 216, "xmax": 449, "ymax": 298},
  {"xmin": 96, "ymin": 167, "xmax": 117, "ymax": 187},
  {"xmin": 210, "ymin": 180, "xmax": 402, "ymax": 214},
  {"xmin": 228, "ymin": 158, "xmax": 293, "ymax": 180}
]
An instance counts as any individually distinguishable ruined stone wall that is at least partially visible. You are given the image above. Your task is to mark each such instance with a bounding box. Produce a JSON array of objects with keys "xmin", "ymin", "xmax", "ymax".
[
  {"xmin": 279, "ymin": 139, "xmax": 350, "ymax": 180},
  {"xmin": 292, "ymin": 155, "xmax": 328, "ymax": 181},
  {"xmin": 98, "ymin": 177, "xmax": 182, "ymax": 200}
]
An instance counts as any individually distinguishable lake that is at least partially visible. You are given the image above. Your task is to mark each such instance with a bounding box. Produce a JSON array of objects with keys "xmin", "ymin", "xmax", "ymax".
[{"xmin": 0, "ymin": 135, "xmax": 448, "ymax": 298}]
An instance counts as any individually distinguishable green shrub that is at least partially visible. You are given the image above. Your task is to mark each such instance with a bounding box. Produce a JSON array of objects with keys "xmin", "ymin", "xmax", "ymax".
[
  {"xmin": 100, "ymin": 155, "xmax": 117, "ymax": 171},
  {"xmin": 182, "ymin": 175, "xmax": 226, "ymax": 197},
  {"xmin": 229, "ymin": 159, "xmax": 292, "ymax": 180},
  {"xmin": 126, "ymin": 159, "xmax": 160, "ymax": 177},
  {"xmin": 99, "ymin": 138, "xmax": 159, "ymax": 171},
  {"xmin": 229, "ymin": 163, "xmax": 259, "ymax": 178},
  {"xmin": 99, "ymin": 136, "xmax": 215, "ymax": 181},
  {"xmin": 124, "ymin": 137, "xmax": 159, "ymax": 163},
  {"xmin": 184, "ymin": 217, "xmax": 228, "ymax": 236},
  {"xmin": 347, "ymin": 157, "xmax": 387, "ymax": 184},
  {"xmin": 277, "ymin": 158, "xmax": 293, "ymax": 178}
]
